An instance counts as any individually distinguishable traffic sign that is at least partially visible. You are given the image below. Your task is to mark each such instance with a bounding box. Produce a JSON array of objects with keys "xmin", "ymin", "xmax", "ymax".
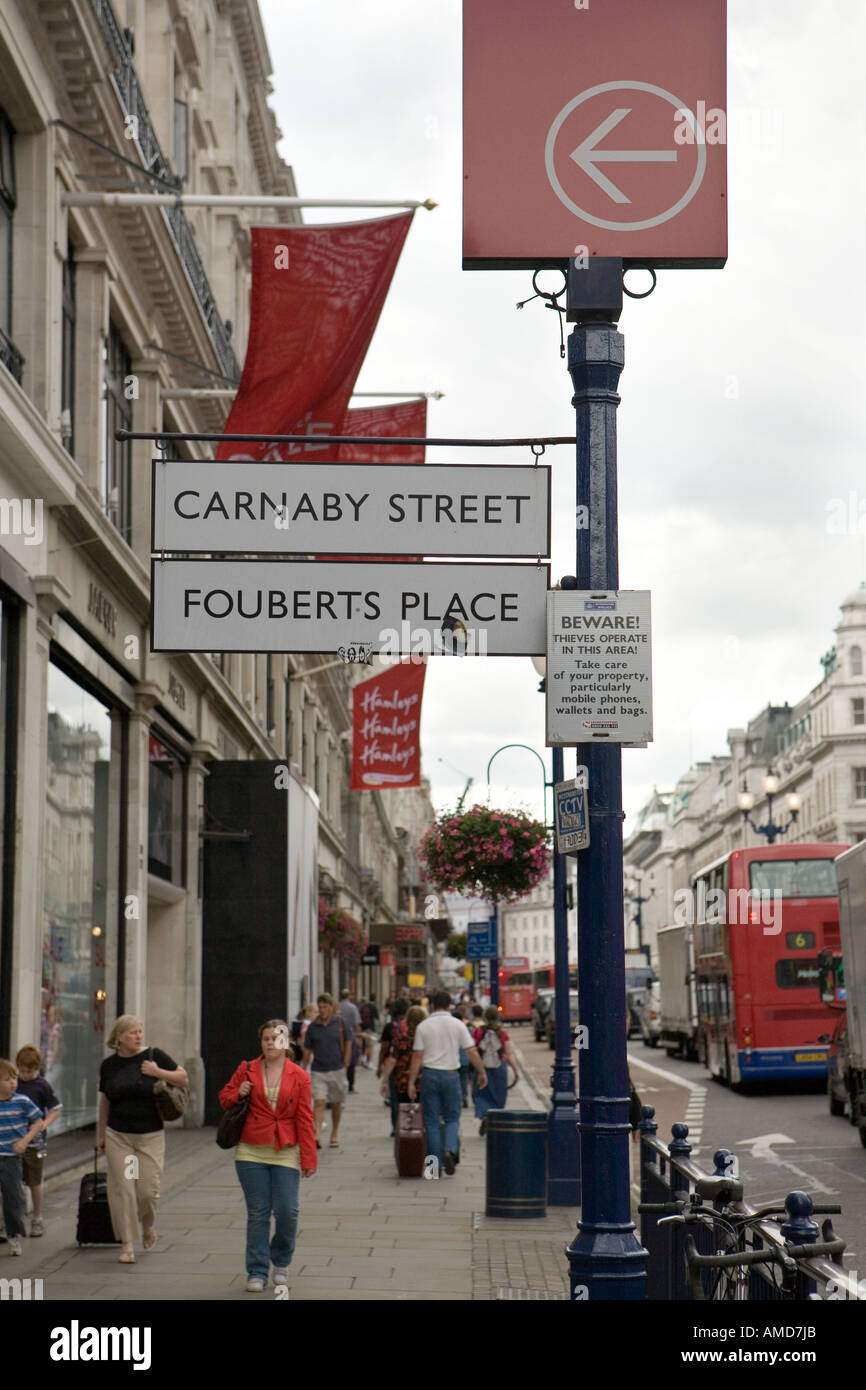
[
  {"xmin": 463, "ymin": 0, "xmax": 726, "ymax": 267},
  {"xmin": 546, "ymin": 590, "xmax": 653, "ymax": 745},
  {"xmin": 467, "ymin": 920, "xmax": 497, "ymax": 960},
  {"xmin": 152, "ymin": 459, "xmax": 551, "ymax": 558},
  {"xmin": 361, "ymin": 944, "xmax": 381, "ymax": 966},
  {"xmin": 554, "ymin": 779, "xmax": 589, "ymax": 855},
  {"xmin": 151, "ymin": 558, "xmax": 549, "ymax": 655}
]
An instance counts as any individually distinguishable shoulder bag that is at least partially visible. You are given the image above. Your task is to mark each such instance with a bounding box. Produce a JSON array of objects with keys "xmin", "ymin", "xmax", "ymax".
[
  {"xmin": 216, "ymin": 1062, "xmax": 252, "ymax": 1149},
  {"xmin": 149, "ymin": 1047, "xmax": 190, "ymax": 1122}
]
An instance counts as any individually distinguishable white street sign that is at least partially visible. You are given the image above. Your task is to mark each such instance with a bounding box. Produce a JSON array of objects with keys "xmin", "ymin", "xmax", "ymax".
[
  {"xmin": 554, "ymin": 779, "xmax": 589, "ymax": 855},
  {"xmin": 151, "ymin": 460, "xmax": 551, "ymax": 557},
  {"xmin": 151, "ymin": 559, "xmax": 549, "ymax": 655},
  {"xmin": 546, "ymin": 590, "xmax": 653, "ymax": 745}
]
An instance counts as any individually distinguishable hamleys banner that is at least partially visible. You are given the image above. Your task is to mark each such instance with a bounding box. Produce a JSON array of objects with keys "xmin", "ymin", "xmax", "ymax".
[
  {"xmin": 217, "ymin": 214, "xmax": 413, "ymax": 461},
  {"xmin": 463, "ymin": 0, "xmax": 727, "ymax": 268},
  {"xmin": 351, "ymin": 659, "xmax": 426, "ymax": 790}
]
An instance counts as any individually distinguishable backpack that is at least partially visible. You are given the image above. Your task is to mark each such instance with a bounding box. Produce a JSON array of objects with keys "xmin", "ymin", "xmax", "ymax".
[
  {"xmin": 479, "ymin": 1027, "xmax": 503, "ymax": 1068},
  {"xmin": 391, "ymin": 1032, "xmax": 414, "ymax": 1095}
]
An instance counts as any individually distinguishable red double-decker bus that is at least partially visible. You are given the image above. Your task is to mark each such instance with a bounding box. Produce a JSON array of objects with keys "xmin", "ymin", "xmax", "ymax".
[
  {"xmin": 497, "ymin": 956, "xmax": 534, "ymax": 1022},
  {"xmin": 694, "ymin": 843, "xmax": 847, "ymax": 1085}
]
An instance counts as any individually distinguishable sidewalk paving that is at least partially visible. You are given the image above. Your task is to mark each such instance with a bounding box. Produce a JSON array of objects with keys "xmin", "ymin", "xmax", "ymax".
[{"xmin": 8, "ymin": 1061, "xmax": 577, "ymax": 1301}]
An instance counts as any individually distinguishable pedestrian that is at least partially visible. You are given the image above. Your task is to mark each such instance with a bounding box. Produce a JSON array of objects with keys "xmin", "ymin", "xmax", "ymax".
[
  {"xmin": 378, "ymin": 998, "xmax": 409, "ymax": 1134},
  {"xmin": 289, "ymin": 1005, "xmax": 316, "ymax": 1063},
  {"xmin": 407, "ymin": 990, "xmax": 487, "ymax": 1175},
  {"xmin": 339, "ymin": 988, "xmax": 362, "ymax": 1093},
  {"xmin": 453, "ymin": 1006, "xmax": 472, "ymax": 1108},
  {"xmin": 218, "ymin": 1019, "xmax": 317, "ymax": 1292},
  {"xmin": 97, "ymin": 1015, "xmax": 188, "ymax": 1263},
  {"xmin": 472, "ymin": 1006, "xmax": 519, "ymax": 1134},
  {"xmin": 13, "ymin": 1044, "xmax": 62, "ymax": 1236},
  {"xmin": 302, "ymin": 994, "xmax": 352, "ymax": 1148},
  {"xmin": 380, "ymin": 1006, "xmax": 427, "ymax": 1107},
  {"xmin": 470, "ymin": 1003, "xmax": 484, "ymax": 1028},
  {"xmin": 0, "ymin": 1058, "xmax": 45, "ymax": 1256}
]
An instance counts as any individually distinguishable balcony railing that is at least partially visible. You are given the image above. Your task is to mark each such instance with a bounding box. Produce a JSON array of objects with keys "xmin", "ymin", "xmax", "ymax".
[
  {"xmin": 89, "ymin": 0, "xmax": 239, "ymax": 383},
  {"xmin": 0, "ymin": 324, "xmax": 24, "ymax": 384}
]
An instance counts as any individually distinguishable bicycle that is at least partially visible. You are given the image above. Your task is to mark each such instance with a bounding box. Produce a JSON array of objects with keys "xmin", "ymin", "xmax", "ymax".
[{"xmin": 639, "ymin": 1175, "xmax": 845, "ymax": 1300}]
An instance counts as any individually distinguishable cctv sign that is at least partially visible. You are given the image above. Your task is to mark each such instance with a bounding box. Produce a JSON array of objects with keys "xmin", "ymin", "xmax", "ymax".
[{"xmin": 463, "ymin": 0, "xmax": 726, "ymax": 267}]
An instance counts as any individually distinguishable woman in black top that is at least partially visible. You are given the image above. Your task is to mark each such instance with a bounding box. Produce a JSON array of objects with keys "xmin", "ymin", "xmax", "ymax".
[{"xmin": 98, "ymin": 1014, "xmax": 188, "ymax": 1263}]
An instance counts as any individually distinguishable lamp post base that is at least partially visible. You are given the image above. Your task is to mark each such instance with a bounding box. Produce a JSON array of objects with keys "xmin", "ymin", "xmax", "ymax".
[{"xmin": 547, "ymin": 1094, "xmax": 581, "ymax": 1206}]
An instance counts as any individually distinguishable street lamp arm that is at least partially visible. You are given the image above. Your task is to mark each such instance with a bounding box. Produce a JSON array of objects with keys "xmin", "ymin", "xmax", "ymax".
[{"xmin": 486, "ymin": 743, "xmax": 550, "ymax": 789}]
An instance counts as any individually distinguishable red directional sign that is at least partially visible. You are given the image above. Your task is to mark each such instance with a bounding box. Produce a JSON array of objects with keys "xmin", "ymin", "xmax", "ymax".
[{"xmin": 463, "ymin": 0, "xmax": 726, "ymax": 268}]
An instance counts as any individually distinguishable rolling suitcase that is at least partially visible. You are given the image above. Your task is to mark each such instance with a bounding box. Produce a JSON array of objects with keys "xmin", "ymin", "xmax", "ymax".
[
  {"xmin": 394, "ymin": 1102, "xmax": 426, "ymax": 1178},
  {"xmin": 76, "ymin": 1151, "xmax": 119, "ymax": 1245}
]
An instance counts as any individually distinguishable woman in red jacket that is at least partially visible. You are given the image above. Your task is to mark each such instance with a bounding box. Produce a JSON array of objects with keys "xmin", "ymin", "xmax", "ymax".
[{"xmin": 219, "ymin": 1018, "xmax": 317, "ymax": 1292}]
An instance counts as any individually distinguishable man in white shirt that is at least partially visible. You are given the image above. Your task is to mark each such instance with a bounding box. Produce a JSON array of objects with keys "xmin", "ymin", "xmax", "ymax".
[{"xmin": 408, "ymin": 991, "xmax": 487, "ymax": 1175}]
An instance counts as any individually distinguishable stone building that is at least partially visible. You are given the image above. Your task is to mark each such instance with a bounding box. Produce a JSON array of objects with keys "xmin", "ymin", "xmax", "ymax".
[
  {"xmin": 0, "ymin": 0, "xmax": 434, "ymax": 1132},
  {"xmin": 623, "ymin": 587, "xmax": 866, "ymax": 965}
]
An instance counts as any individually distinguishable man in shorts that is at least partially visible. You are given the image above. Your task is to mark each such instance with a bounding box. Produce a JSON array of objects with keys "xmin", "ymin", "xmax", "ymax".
[{"xmin": 302, "ymin": 994, "xmax": 351, "ymax": 1149}]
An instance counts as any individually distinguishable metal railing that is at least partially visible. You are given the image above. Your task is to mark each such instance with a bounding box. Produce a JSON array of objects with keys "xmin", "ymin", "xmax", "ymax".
[
  {"xmin": 89, "ymin": 0, "xmax": 239, "ymax": 383},
  {"xmin": 639, "ymin": 1107, "xmax": 865, "ymax": 1301}
]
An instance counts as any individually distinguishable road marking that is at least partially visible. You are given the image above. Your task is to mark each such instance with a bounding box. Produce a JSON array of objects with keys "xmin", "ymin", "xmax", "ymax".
[
  {"xmin": 736, "ymin": 1134, "xmax": 839, "ymax": 1195},
  {"xmin": 627, "ymin": 1051, "xmax": 706, "ymax": 1092}
]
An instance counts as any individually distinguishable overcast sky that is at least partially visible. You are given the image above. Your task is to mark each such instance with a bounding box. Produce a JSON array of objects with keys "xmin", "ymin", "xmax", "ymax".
[{"xmin": 258, "ymin": 0, "xmax": 866, "ymax": 830}]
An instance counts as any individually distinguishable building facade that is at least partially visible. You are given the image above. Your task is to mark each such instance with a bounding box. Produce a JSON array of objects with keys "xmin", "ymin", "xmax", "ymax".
[
  {"xmin": 624, "ymin": 588, "xmax": 866, "ymax": 965},
  {"xmin": 0, "ymin": 0, "xmax": 435, "ymax": 1130}
]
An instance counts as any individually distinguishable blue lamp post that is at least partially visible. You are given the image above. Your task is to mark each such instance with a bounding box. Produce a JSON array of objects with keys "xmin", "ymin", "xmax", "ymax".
[
  {"xmin": 488, "ymin": 720, "xmax": 581, "ymax": 1205},
  {"xmin": 485, "ymin": 744, "xmax": 549, "ymax": 1010}
]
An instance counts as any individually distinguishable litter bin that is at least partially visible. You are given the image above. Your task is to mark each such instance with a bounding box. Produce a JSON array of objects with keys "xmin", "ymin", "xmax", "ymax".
[{"xmin": 485, "ymin": 1109, "xmax": 547, "ymax": 1218}]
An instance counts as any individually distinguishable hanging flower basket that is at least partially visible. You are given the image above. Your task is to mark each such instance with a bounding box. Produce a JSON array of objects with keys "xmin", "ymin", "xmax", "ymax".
[
  {"xmin": 319, "ymin": 907, "xmax": 368, "ymax": 961},
  {"xmin": 417, "ymin": 803, "xmax": 551, "ymax": 904}
]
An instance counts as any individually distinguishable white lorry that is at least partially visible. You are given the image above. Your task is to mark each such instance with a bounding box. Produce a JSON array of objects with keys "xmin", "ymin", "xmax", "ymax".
[
  {"xmin": 833, "ymin": 842, "xmax": 866, "ymax": 1147},
  {"xmin": 657, "ymin": 923, "xmax": 699, "ymax": 1061}
]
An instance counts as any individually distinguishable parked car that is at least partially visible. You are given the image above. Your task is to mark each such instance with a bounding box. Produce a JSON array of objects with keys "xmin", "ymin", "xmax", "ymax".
[
  {"xmin": 532, "ymin": 988, "xmax": 555, "ymax": 1042},
  {"xmin": 547, "ymin": 991, "xmax": 581, "ymax": 1050},
  {"xmin": 639, "ymin": 981, "xmax": 662, "ymax": 1047}
]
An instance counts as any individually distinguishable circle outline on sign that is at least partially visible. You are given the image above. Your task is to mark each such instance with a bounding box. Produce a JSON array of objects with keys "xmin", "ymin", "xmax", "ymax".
[{"xmin": 544, "ymin": 80, "xmax": 707, "ymax": 232}]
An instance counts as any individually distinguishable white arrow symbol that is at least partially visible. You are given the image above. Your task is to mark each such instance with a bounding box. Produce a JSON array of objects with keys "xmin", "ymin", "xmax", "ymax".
[
  {"xmin": 569, "ymin": 108, "xmax": 678, "ymax": 205},
  {"xmin": 737, "ymin": 1133, "xmax": 796, "ymax": 1161}
]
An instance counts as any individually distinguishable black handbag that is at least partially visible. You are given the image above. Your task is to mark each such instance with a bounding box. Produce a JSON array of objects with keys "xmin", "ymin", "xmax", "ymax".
[{"xmin": 216, "ymin": 1062, "xmax": 252, "ymax": 1149}]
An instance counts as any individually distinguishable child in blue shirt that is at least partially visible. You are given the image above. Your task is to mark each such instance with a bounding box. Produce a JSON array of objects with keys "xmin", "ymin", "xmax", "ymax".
[
  {"xmin": 15, "ymin": 1045, "xmax": 62, "ymax": 1237},
  {"xmin": 0, "ymin": 1058, "xmax": 45, "ymax": 1255}
]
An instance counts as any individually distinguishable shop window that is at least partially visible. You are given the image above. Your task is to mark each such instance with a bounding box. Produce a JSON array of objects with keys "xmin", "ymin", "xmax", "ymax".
[
  {"xmin": 61, "ymin": 254, "xmax": 75, "ymax": 453},
  {"xmin": 42, "ymin": 664, "xmax": 119, "ymax": 1132},
  {"xmin": 148, "ymin": 731, "xmax": 186, "ymax": 884},
  {"xmin": 101, "ymin": 322, "xmax": 133, "ymax": 543},
  {"xmin": 0, "ymin": 107, "xmax": 22, "ymax": 383}
]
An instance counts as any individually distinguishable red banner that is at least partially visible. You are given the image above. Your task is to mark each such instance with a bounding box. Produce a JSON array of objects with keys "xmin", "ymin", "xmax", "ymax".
[
  {"xmin": 217, "ymin": 214, "xmax": 413, "ymax": 461},
  {"xmin": 351, "ymin": 660, "xmax": 425, "ymax": 790},
  {"xmin": 322, "ymin": 399, "xmax": 428, "ymax": 561},
  {"xmin": 339, "ymin": 399, "xmax": 427, "ymax": 463}
]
